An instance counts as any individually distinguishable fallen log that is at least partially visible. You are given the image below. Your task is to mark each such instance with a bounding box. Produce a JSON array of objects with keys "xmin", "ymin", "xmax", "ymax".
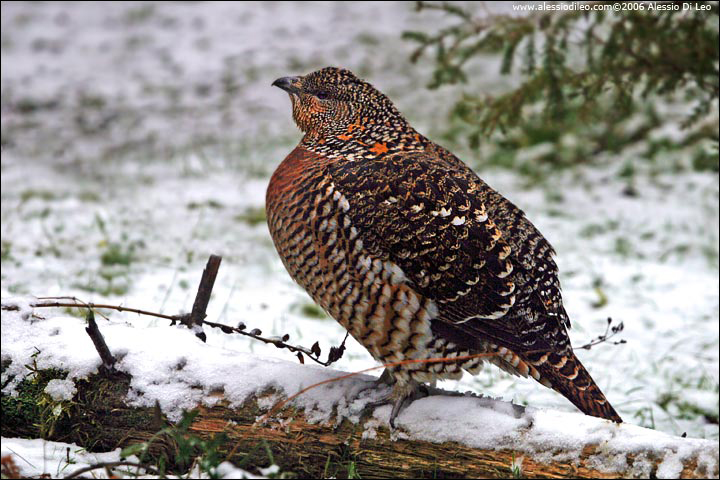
[{"xmin": 2, "ymin": 368, "xmax": 717, "ymax": 479}]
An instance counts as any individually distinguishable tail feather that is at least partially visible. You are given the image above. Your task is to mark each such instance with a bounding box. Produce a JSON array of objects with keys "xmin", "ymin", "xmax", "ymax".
[{"xmin": 525, "ymin": 350, "xmax": 623, "ymax": 423}]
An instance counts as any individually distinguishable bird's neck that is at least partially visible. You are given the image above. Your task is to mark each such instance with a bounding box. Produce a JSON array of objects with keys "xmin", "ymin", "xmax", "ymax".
[{"xmin": 300, "ymin": 117, "xmax": 431, "ymax": 161}]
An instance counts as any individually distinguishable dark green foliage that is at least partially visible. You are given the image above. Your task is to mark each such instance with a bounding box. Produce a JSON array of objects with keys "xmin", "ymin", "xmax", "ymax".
[
  {"xmin": 405, "ymin": 1, "xmax": 719, "ymax": 171},
  {"xmin": 1, "ymin": 360, "xmax": 70, "ymax": 439}
]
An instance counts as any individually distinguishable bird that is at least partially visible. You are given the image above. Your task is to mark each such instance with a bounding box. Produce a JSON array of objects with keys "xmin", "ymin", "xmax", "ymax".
[{"xmin": 266, "ymin": 67, "xmax": 622, "ymax": 426}]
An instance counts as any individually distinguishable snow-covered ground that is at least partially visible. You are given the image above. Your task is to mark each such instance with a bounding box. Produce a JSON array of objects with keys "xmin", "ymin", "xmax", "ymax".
[
  {"xmin": 1, "ymin": 437, "xmax": 132, "ymax": 479},
  {"xmin": 0, "ymin": 436, "xmax": 260, "ymax": 478},
  {"xmin": 2, "ymin": 1, "xmax": 718, "ymax": 471}
]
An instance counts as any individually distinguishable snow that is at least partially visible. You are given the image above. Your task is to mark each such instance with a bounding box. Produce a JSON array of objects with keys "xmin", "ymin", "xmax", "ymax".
[
  {"xmin": 1, "ymin": 0, "xmax": 718, "ymax": 475},
  {"xmin": 258, "ymin": 464, "xmax": 280, "ymax": 477},
  {"xmin": 0, "ymin": 437, "xmax": 262, "ymax": 479},
  {"xmin": 1, "ymin": 437, "xmax": 135, "ymax": 479},
  {"xmin": 386, "ymin": 395, "xmax": 530, "ymax": 449},
  {"xmin": 43, "ymin": 378, "xmax": 77, "ymax": 402}
]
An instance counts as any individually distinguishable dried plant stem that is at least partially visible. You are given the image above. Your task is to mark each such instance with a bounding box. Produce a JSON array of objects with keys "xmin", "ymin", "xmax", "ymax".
[
  {"xmin": 2, "ymin": 298, "xmax": 178, "ymax": 321},
  {"xmin": 64, "ymin": 461, "xmax": 159, "ymax": 479}
]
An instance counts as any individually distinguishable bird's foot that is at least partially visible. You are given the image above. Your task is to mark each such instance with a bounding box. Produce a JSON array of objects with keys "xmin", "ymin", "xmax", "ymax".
[
  {"xmin": 335, "ymin": 368, "xmax": 395, "ymax": 427},
  {"xmin": 360, "ymin": 377, "xmax": 491, "ymax": 428},
  {"xmin": 361, "ymin": 379, "xmax": 461, "ymax": 428}
]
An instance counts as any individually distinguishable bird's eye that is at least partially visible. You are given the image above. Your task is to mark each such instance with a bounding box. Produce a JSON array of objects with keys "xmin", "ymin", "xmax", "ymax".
[{"xmin": 316, "ymin": 91, "xmax": 330, "ymax": 100}]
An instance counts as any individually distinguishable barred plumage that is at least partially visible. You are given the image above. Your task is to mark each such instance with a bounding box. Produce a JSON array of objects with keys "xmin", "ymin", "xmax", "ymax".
[{"xmin": 267, "ymin": 67, "xmax": 622, "ymax": 424}]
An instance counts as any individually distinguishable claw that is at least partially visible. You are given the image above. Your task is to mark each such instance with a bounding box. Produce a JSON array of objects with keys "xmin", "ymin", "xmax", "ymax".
[
  {"xmin": 360, "ymin": 380, "xmax": 431, "ymax": 428},
  {"xmin": 388, "ymin": 382, "xmax": 429, "ymax": 427},
  {"xmin": 339, "ymin": 369, "xmax": 394, "ymax": 416}
]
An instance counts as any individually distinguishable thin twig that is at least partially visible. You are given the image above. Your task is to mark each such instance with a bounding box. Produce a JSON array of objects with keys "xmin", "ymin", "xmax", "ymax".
[
  {"xmin": 37, "ymin": 296, "xmax": 110, "ymax": 321},
  {"xmin": 2, "ymin": 300, "xmax": 179, "ymax": 320},
  {"xmin": 200, "ymin": 318, "xmax": 349, "ymax": 367},
  {"xmin": 64, "ymin": 461, "xmax": 159, "ymax": 479}
]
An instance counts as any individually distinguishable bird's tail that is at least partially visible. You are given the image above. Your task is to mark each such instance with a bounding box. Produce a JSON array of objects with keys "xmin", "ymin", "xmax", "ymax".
[{"xmin": 523, "ymin": 350, "xmax": 623, "ymax": 423}]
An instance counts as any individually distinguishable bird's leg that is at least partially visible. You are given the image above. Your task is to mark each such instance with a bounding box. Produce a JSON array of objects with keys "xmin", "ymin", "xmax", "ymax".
[
  {"xmin": 374, "ymin": 368, "xmax": 396, "ymax": 387},
  {"xmin": 341, "ymin": 367, "xmax": 395, "ymax": 408}
]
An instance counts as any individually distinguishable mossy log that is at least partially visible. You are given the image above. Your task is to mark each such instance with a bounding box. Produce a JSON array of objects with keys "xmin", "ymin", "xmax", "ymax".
[{"xmin": 2, "ymin": 371, "xmax": 717, "ymax": 479}]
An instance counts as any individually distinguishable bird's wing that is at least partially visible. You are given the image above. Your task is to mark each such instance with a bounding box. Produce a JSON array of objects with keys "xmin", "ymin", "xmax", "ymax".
[{"xmin": 327, "ymin": 148, "xmax": 567, "ymax": 353}]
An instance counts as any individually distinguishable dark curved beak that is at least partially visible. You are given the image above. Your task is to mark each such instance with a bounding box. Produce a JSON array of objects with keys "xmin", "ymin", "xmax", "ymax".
[{"xmin": 272, "ymin": 76, "xmax": 301, "ymax": 94}]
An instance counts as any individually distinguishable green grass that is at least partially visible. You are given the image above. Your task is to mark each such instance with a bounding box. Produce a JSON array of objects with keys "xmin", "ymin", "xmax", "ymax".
[
  {"xmin": 613, "ymin": 237, "xmax": 633, "ymax": 258},
  {"xmin": 122, "ymin": 4, "xmax": 156, "ymax": 24},
  {"xmin": 62, "ymin": 307, "xmax": 88, "ymax": 319},
  {"xmin": 658, "ymin": 392, "xmax": 719, "ymax": 424},
  {"xmin": 692, "ymin": 149, "xmax": 719, "ymax": 172},
  {"xmin": 20, "ymin": 189, "xmax": 60, "ymax": 203},
  {"xmin": 235, "ymin": 207, "xmax": 267, "ymax": 226},
  {"xmin": 590, "ymin": 277, "xmax": 608, "ymax": 309},
  {"xmin": 73, "ymin": 279, "xmax": 130, "ymax": 297},
  {"xmin": 1, "ymin": 239, "xmax": 13, "ymax": 262},
  {"xmin": 100, "ymin": 242, "xmax": 135, "ymax": 266},
  {"xmin": 187, "ymin": 199, "xmax": 224, "ymax": 210},
  {"xmin": 14, "ymin": 98, "xmax": 59, "ymax": 114},
  {"xmin": 510, "ymin": 453, "xmax": 523, "ymax": 479},
  {"xmin": 1, "ymin": 358, "xmax": 70, "ymax": 439},
  {"xmin": 300, "ymin": 303, "xmax": 327, "ymax": 319}
]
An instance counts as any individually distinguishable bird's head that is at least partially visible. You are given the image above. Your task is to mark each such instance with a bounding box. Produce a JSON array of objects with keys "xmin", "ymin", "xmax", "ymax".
[{"xmin": 272, "ymin": 67, "xmax": 406, "ymax": 138}]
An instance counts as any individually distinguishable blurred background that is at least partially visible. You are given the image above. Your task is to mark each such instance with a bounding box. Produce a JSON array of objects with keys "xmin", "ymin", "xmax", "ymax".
[{"xmin": 1, "ymin": 2, "xmax": 718, "ymax": 440}]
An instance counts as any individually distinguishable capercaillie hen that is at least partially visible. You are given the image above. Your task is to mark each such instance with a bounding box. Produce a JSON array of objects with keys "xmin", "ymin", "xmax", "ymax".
[{"xmin": 267, "ymin": 67, "xmax": 622, "ymax": 425}]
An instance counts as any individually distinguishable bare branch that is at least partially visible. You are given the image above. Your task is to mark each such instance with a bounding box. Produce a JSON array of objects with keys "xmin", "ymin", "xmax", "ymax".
[
  {"xmin": 188, "ymin": 254, "xmax": 222, "ymax": 342},
  {"xmin": 84, "ymin": 310, "xmax": 117, "ymax": 373}
]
